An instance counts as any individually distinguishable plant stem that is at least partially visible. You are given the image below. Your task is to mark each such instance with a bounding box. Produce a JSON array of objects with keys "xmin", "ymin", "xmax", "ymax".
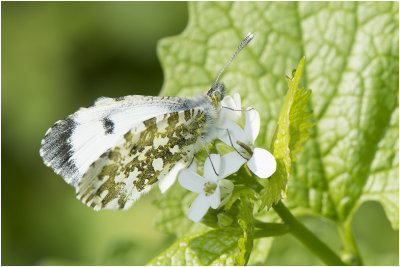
[
  {"xmin": 273, "ymin": 201, "xmax": 346, "ymax": 266},
  {"xmin": 254, "ymin": 222, "xmax": 290, "ymax": 238},
  {"xmin": 337, "ymin": 221, "xmax": 363, "ymax": 265}
]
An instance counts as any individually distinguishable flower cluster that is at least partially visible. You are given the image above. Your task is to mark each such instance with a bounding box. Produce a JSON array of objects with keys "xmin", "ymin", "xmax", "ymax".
[
  {"xmin": 161, "ymin": 93, "xmax": 277, "ymax": 222},
  {"xmin": 178, "ymin": 154, "xmax": 235, "ymax": 222},
  {"xmin": 217, "ymin": 93, "xmax": 276, "ymax": 178}
]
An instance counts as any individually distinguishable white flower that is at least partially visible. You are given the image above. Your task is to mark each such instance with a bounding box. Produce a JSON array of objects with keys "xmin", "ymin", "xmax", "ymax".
[
  {"xmin": 220, "ymin": 93, "xmax": 242, "ymax": 123},
  {"xmin": 178, "ymin": 154, "xmax": 235, "ymax": 223},
  {"xmin": 159, "ymin": 93, "xmax": 276, "ymax": 196},
  {"xmin": 218, "ymin": 97, "xmax": 277, "ymax": 179}
]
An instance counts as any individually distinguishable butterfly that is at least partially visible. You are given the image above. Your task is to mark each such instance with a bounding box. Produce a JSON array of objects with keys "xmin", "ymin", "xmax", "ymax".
[{"xmin": 40, "ymin": 33, "xmax": 253, "ymax": 211}]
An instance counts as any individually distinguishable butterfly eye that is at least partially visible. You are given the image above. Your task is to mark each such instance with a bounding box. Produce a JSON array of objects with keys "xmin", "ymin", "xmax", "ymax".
[
  {"xmin": 207, "ymin": 83, "xmax": 225, "ymax": 104},
  {"xmin": 208, "ymin": 89, "xmax": 221, "ymax": 105}
]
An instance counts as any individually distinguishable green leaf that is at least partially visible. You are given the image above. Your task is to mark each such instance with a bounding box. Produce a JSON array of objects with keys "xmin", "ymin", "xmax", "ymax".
[
  {"xmin": 285, "ymin": 2, "xmax": 399, "ymax": 228},
  {"xmin": 247, "ymin": 239, "xmax": 273, "ymax": 265},
  {"xmin": 148, "ymin": 228, "xmax": 242, "ymax": 266},
  {"xmin": 360, "ymin": 108, "xmax": 399, "ymax": 227},
  {"xmin": 157, "ymin": 1, "xmax": 398, "ymax": 229},
  {"xmin": 259, "ymin": 58, "xmax": 313, "ymax": 209},
  {"xmin": 153, "ymin": 190, "xmax": 254, "ymax": 266},
  {"xmin": 236, "ymin": 197, "xmax": 255, "ymax": 265},
  {"xmin": 149, "ymin": 197, "xmax": 254, "ymax": 266}
]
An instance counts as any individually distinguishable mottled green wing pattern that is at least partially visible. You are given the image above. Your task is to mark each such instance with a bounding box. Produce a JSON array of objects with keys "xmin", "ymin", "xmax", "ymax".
[{"xmin": 77, "ymin": 108, "xmax": 208, "ymax": 211}]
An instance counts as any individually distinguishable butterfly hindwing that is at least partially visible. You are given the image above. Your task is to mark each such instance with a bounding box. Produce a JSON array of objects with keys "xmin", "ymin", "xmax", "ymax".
[{"xmin": 77, "ymin": 107, "xmax": 210, "ymax": 210}]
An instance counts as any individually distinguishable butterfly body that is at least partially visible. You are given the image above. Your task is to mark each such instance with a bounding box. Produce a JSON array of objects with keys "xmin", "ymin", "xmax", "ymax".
[{"xmin": 40, "ymin": 32, "xmax": 253, "ymax": 211}]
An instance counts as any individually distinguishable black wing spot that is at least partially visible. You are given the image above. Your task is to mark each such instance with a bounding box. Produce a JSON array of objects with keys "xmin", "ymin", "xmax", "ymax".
[{"xmin": 102, "ymin": 117, "xmax": 114, "ymax": 135}]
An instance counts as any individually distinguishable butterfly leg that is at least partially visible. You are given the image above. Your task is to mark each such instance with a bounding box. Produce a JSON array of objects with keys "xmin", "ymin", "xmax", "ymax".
[{"xmin": 201, "ymin": 135, "xmax": 219, "ymax": 176}]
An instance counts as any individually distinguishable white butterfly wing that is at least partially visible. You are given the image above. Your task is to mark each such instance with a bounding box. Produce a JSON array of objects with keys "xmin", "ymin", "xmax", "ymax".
[{"xmin": 40, "ymin": 95, "xmax": 201, "ymax": 187}]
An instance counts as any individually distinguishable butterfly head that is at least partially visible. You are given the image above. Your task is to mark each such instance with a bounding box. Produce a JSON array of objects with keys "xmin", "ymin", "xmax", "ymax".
[
  {"xmin": 206, "ymin": 33, "xmax": 253, "ymax": 106},
  {"xmin": 207, "ymin": 82, "xmax": 225, "ymax": 105}
]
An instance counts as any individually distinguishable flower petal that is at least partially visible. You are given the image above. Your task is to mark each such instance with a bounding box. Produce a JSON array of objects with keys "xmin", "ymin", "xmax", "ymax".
[
  {"xmin": 178, "ymin": 169, "xmax": 205, "ymax": 193},
  {"xmin": 247, "ymin": 148, "xmax": 277, "ymax": 178},
  {"xmin": 209, "ymin": 186, "xmax": 221, "ymax": 209},
  {"xmin": 219, "ymin": 152, "xmax": 247, "ymax": 179},
  {"xmin": 158, "ymin": 161, "xmax": 186, "ymax": 193},
  {"xmin": 187, "ymin": 160, "xmax": 197, "ymax": 172},
  {"xmin": 203, "ymin": 154, "xmax": 221, "ymax": 182},
  {"xmin": 221, "ymin": 95, "xmax": 235, "ymax": 109},
  {"xmin": 187, "ymin": 194, "xmax": 210, "ymax": 222},
  {"xmin": 218, "ymin": 119, "xmax": 250, "ymax": 150},
  {"xmin": 220, "ymin": 95, "xmax": 241, "ymax": 123},
  {"xmin": 244, "ymin": 108, "xmax": 260, "ymax": 144},
  {"xmin": 233, "ymin": 93, "xmax": 241, "ymax": 109}
]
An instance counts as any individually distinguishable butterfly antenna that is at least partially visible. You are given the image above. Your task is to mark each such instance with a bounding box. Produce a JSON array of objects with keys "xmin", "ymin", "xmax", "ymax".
[{"xmin": 212, "ymin": 32, "xmax": 254, "ymax": 87}]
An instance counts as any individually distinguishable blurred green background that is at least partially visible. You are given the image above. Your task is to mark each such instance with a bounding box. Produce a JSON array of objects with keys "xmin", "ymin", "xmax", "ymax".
[
  {"xmin": 2, "ymin": 2, "xmax": 188, "ymax": 265},
  {"xmin": 2, "ymin": 2, "xmax": 398, "ymax": 266}
]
